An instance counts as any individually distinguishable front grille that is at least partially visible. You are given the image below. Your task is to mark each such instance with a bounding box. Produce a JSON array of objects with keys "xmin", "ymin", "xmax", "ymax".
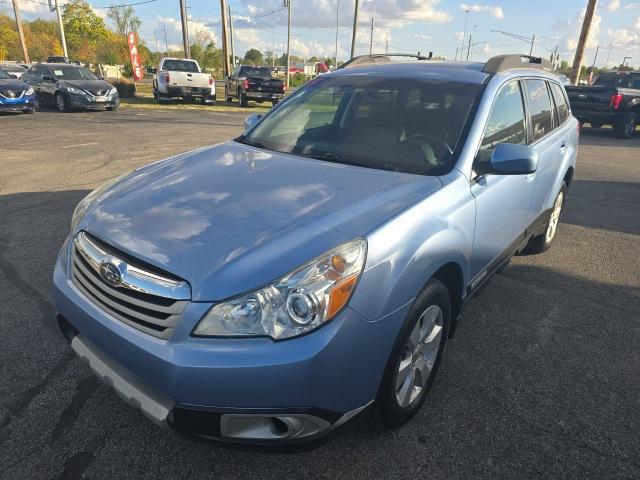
[
  {"xmin": 0, "ymin": 89, "xmax": 24, "ymax": 99},
  {"xmin": 87, "ymin": 89, "xmax": 107, "ymax": 96},
  {"xmin": 71, "ymin": 232, "xmax": 190, "ymax": 339}
]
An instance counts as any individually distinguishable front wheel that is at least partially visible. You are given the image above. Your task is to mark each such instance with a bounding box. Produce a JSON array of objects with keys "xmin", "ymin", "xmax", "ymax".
[
  {"xmin": 614, "ymin": 112, "xmax": 637, "ymax": 139},
  {"xmin": 374, "ymin": 279, "xmax": 450, "ymax": 429},
  {"xmin": 526, "ymin": 183, "xmax": 566, "ymax": 254},
  {"xmin": 55, "ymin": 93, "xmax": 68, "ymax": 113}
]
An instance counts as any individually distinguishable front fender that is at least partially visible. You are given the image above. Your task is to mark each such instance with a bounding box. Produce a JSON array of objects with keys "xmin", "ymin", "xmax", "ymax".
[{"xmin": 349, "ymin": 171, "xmax": 475, "ymax": 321}]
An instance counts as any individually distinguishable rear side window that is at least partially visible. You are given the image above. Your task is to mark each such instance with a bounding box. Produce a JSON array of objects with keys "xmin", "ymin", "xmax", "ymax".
[
  {"xmin": 525, "ymin": 79, "xmax": 553, "ymax": 141},
  {"xmin": 549, "ymin": 82, "xmax": 570, "ymax": 125},
  {"xmin": 478, "ymin": 80, "xmax": 527, "ymax": 162}
]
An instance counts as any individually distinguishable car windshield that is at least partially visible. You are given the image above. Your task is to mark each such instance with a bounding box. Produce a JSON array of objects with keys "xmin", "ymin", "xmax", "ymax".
[
  {"xmin": 163, "ymin": 60, "xmax": 199, "ymax": 72},
  {"xmin": 240, "ymin": 75, "xmax": 482, "ymax": 175},
  {"xmin": 240, "ymin": 66, "xmax": 271, "ymax": 78},
  {"xmin": 0, "ymin": 68, "xmax": 11, "ymax": 80},
  {"xmin": 52, "ymin": 66, "xmax": 97, "ymax": 80}
]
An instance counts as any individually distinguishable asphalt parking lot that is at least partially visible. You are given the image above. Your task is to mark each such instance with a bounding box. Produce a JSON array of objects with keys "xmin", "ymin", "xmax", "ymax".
[{"xmin": 1, "ymin": 107, "xmax": 639, "ymax": 479}]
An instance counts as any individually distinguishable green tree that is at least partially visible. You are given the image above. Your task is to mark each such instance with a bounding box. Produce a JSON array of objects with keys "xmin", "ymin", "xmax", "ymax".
[
  {"xmin": 243, "ymin": 48, "xmax": 263, "ymax": 65},
  {"xmin": 107, "ymin": 6, "xmax": 141, "ymax": 38},
  {"xmin": 307, "ymin": 56, "xmax": 319, "ymax": 63},
  {"xmin": 63, "ymin": 0, "xmax": 108, "ymax": 62}
]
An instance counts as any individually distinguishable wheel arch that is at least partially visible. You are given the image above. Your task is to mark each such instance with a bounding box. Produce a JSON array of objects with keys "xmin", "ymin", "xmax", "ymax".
[{"xmin": 431, "ymin": 261, "xmax": 465, "ymax": 337}]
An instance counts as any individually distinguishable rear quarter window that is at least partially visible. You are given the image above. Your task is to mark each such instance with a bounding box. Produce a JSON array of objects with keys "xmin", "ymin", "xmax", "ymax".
[
  {"xmin": 524, "ymin": 79, "xmax": 554, "ymax": 141},
  {"xmin": 549, "ymin": 82, "xmax": 570, "ymax": 125}
]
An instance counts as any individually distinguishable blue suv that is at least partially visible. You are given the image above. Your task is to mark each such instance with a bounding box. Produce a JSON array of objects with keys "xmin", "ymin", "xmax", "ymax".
[{"xmin": 54, "ymin": 54, "xmax": 578, "ymax": 443}]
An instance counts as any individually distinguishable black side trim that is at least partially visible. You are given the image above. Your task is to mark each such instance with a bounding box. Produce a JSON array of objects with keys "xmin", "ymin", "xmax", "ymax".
[{"xmin": 463, "ymin": 206, "xmax": 553, "ymax": 302}]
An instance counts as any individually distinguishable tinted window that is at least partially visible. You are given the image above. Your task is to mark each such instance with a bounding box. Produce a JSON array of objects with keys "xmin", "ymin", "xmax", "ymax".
[
  {"xmin": 242, "ymin": 76, "xmax": 482, "ymax": 175},
  {"xmin": 550, "ymin": 82, "xmax": 569, "ymax": 124},
  {"xmin": 478, "ymin": 80, "xmax": 527, "ymax": 162},
  {"xmin": 0, "ymin": 68, "xmax": 11, "ymax": 80},
  {"xmin": 525, "ymin": 79, "xmax": 553, "ymax": 141},
  {"xmin": 239, "ymin": 66, "xmax": 271, "ymax": 78},
  {"xmin": 593, "ymin": 74, "xmax": 640, "ymax": 89},
  {"xmin": 162, "ymin": 60, "xmax": 199, "ymax": 72}
]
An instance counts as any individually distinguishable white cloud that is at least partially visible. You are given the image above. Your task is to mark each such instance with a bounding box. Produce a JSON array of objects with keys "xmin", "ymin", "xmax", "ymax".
[
  {"xmin": 605, "ymin": 0, "xmax": 620, "ymax": 12},
  {"xmin": 454, "ymin": 31, "xmax": 465, "ymax": 41},
  {"xmin": 460, "ymin": 3, "xmax": 504, "ymax": 19},
  {"xmin": 624, "ymin": 2, "xmax": 640, "ymax": 9},
  {"xmin": 607, "ymin": 27, "xmax": 640, "ymax": 48},
  {"xmin": 554, "ymin": 8, "xmax": 601, "ymax": 52},
  {"xmin": 157, "ymin": 15, "xmax": 217, "ymax": 46},
  {"xmin": 413, "ymin": 34, "xmax": 433, "ymax": 41}
]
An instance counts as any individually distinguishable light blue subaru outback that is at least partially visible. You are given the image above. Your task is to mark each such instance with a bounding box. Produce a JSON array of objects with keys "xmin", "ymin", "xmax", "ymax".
[{"xmin": 54, "ymin": 54, "xmax": 578, "ymax": 444}]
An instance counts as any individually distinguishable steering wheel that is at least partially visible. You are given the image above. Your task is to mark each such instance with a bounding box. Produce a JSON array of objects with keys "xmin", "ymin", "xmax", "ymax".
[{"xmin": 405, "ymin": 134, "xmax": 454, "ymax": 160}]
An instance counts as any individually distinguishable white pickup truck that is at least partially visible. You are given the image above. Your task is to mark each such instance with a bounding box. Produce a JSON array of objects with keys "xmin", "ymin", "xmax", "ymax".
[{"xmin": 152, "ymin": 58, "xmax": 215, "ymax": 104}]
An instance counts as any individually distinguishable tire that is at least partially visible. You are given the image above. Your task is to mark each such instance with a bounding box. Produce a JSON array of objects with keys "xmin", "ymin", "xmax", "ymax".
[
  {"xmin": 239, "ymin": 91, "xmax": 248, "ymax": 108},
  {"xmin": 590, "ymin": 122, "xmax": 602, "ymax": 128},
  {"xmin": 526, "ymin": 182, "xmax": 567, "ymax": 254},
  {"xmin": 614, "ymin": 112, "xmax": 637, "ymax": 139},
  {"xmin": 55, "ymin": 93, "xmax": 68, "ymax": 113},
  {"xmin": 106, "ymin": 106, "xmax": 117, "ymax": 111},
  {"xmin": 374, "ymin": 278, "xmax": 451, "ymax": 429}
]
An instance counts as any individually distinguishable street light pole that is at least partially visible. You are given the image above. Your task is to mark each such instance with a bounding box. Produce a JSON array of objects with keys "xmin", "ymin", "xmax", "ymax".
[
  {"xmin": 460, "ymin": 8, "xmax": 469, "ymax": 60},
  {"xmin": 53, "ymin": 0, "xmax": 68, "ymax": 59},
  {"xmin": 350, "ymin": 0, "xmax": 359, "ymax": 58},
  {"xmin": 334, "ymin": 0, "xmax": 339, "ymax": 68},
  {"xmin": 286, "ymin": 0, "xmax": 292, "ymax": 88}
]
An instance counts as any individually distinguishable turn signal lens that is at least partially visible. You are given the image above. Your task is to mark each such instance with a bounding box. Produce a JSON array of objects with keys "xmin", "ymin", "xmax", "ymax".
[{"xmin": 327, "ymin": 274, "xmax": 358, "ymax": 319}]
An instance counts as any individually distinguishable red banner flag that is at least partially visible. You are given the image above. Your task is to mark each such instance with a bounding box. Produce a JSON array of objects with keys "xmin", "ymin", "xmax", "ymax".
[{"xmin": 127, "ymin": 32, "xmax": 143, "ymax": 82}]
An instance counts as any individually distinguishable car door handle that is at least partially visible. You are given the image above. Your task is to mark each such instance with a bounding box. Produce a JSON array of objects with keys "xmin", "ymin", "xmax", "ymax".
[{"xmin": 560, "ymin": 141, "xmax": 568, "ymax": 152}]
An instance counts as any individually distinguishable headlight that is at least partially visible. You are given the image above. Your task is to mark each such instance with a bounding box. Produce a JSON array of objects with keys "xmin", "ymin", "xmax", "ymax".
[
  {"xmin": 25, "ymin": 87, "xmax": 34, "ymax": 95},
  {"xmin": 63, "ymin": 86, "xmax": 85, "ymax": 95},
  {"xmin": 193, "ymin": 238, "xmax": 367, "ymax": 340},
  {"xmin": 108, "ymin": 87, "xmax": 117, "ymax": 95},
  {"xmin": 70, "ymin": 172, "xmax": 131, "ymax": 231}
]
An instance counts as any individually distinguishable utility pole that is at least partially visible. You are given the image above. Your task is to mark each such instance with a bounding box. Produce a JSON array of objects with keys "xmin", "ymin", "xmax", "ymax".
[
  {"xmin": 466, "ymin": 33, "xmax": 472, "ymax": 61},
  {"xmin": 286, "ymin": 0, "xmax": 292, "ymax": 88},
  {"xmin": 228, "ymin": 4, "xmax": 235, "ymax": 69},
  {"xmin": 529, "ymin": 34, "xmax": 535, "ymax": 56},
  {"xmin": 571, "ymin": 0, "xmax": 598, "ymax": 85},
  {"xmin": 53, "ymin": 0, "xmax": 68, "ymax": 59},
  {"xmin": 551, "ymin": 45, "xmax": 558, "ymax": 69},
  {"xmin": 369, "ymin": 18, "xmax": 374, "ymax": 55},
  {"xmin": 179, "ymin": 0, "xmax": 190, "ymax": 58},
  {"xmin": 350, "ymin": 0, "xmax": 359, "ymax": 58},
  {"xmin": 385, "ymin": 39, "xmax": 388, "ymax": 54},
  {"xmin": 605, "ymin": 41, "xmax": 613, "ymax": 69},
  {"xmin": 220, "ymin": 0, "xmax": 230, "ymax": 76},
  {"xmin": 154, "ymin": 32, "xmax": 159, "ymax": 64},
  {"xmin": 163, "ymin": 24, "xmax": 169, "ymax": 56},
  {"xmin": 589, "ymin": 44, "xmax": 599, "ymax": 83},
  {"xmin": 11, "ymin": 0, "xmax": 29, "ymax": 64},
  {"xmin": 454, "ymin": 46, "xmax": 458, "ymax": 60},
  {"xmin": 334, "ymin": 0, "xmax": 339, "ymax": 68}
]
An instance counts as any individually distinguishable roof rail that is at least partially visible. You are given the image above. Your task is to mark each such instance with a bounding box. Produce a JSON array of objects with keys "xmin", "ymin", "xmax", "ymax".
[
  {"xmin": 337, "ymin": 53, "xmax": 431, "ymax": 70},
  {"xmin": 482, "ymin": 54, "xmax": 553, "ymax": 74}
]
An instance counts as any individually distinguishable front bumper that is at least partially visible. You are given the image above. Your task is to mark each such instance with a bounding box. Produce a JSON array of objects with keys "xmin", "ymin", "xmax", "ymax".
[
  {"xmin": 66, "ymin": 92, "xmax": 120, "ymax": 110},
  {"xmin": 53, "ymin": 237, "xmax": 404, "ymax": 442},
  {"xmin": 0, "ymin": 95, "xmax": 37, "ymax": 111}
]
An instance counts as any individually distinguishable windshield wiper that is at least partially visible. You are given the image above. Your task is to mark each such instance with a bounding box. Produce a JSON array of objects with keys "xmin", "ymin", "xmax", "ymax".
[
  {"xmin": 306, "ymin": 151, "xmax": 402, "ymax": 173},
  {"xmin": 237, "ymin": 138, "xmax": 269, "ymax": 150}
]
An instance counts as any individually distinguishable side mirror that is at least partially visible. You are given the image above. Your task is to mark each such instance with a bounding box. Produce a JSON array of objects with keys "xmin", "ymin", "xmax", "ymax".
[
  {"xmin": 10, "ymin": 74, "xmax": 17, "ymax": 79},
  {"xmin": 486, "ymin": 143, "xmax": 538, "ymax": 175},
  {"xmin": 244, "ymin": 113, "xmax": 263, "ymax": 131}
]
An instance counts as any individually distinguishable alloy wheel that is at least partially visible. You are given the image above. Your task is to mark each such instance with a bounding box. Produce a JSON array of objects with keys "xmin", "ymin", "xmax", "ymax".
[{"xmin": 395, "ymin": 305, "xmax": 443, "ymax": 408}]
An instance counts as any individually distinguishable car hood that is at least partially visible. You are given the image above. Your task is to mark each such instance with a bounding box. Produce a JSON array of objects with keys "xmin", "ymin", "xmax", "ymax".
[
  {"xmin": 0, "ymin": 79, "xmax": 29, "ymax": 90},
  {"xmin": 80, "ymin": 142, "xmax": 441, "ymax": 300},
  {"xmin": 59, "ymin": 79, "xmax": 113, "ymax": 91}
]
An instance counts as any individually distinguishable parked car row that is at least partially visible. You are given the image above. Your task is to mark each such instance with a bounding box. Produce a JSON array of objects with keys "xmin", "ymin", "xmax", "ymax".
[{"xmin": 0, "ymin": 62, "xmax": 119, "ymax": 114}]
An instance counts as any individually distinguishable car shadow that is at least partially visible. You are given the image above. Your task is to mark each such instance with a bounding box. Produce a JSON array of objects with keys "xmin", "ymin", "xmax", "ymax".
[{"xmin": 578, "ymin": 125, "xmax": 640, "ymax": 146}]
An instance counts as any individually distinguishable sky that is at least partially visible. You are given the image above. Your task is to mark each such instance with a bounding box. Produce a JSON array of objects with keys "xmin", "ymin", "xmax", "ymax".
[{"xmin": 4, "ymin": 0, "xmax": 640, "ymax": 68}]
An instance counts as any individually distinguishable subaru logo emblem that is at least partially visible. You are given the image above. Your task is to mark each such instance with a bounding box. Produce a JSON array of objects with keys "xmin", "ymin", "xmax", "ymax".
[{"xmin": 100, "ymin": 261, "xmax": 122, "ymax": 286}]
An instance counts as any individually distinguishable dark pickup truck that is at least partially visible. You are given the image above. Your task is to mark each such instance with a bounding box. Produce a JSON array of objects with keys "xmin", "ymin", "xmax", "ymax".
[
  {"xmin": 226, "ymin": 66, "xmax": 285, "ymax": 107},
  {"xmin": 566, "ymin": 71, "xmax": 640, "ymax": 138}
]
